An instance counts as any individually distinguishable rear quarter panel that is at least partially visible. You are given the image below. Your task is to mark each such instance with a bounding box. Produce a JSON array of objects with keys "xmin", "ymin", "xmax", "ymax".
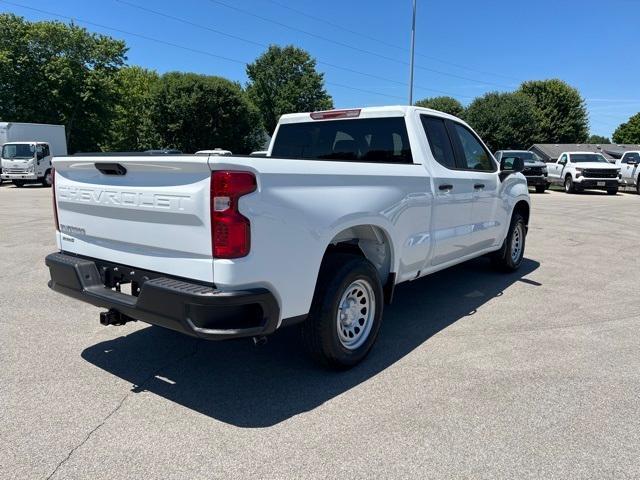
[{"xmin": 210, "ymin": 157, "xmax": 432, "ymax": 320}]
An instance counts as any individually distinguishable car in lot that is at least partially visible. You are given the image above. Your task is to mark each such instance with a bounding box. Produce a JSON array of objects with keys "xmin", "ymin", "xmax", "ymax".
[
  {"xmin": 45, "ymin": 106, "xmax": 531, "ymax": 368},
  {"xmin": 547, "ymin": 151, "xmax": 620, "ymax": 194},
  {"xmin": 494, "ymin": 150, "xmax": 549, "ymax": 193},
  {"xmin": 616, "ymin": 151, "xmax": 640, "ymax": 193}
]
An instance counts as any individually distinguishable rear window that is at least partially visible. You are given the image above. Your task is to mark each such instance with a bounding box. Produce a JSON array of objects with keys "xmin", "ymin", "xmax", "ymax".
[{"xmin": 271, "ymin": 117, "xmax": 413, "ymax": 164}]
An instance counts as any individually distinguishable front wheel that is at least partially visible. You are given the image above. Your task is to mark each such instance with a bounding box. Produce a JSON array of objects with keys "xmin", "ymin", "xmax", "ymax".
[
  {"xmin": 535, "ymin": 185, "xmax": 546, "ymax": 193},
  {"xmin": 13, "ymin": 180, "xmax": 25, "ymax": 188},
  {"xmin": 491, "ymin": 212, "xmax": 526, "ymax": 272},
  {"xmin": 636, "ymin": 180, "xmax": 640, "ymax": 195},
  {"xmin": 302, "ymin": 253, "xmax": 383, "ymax": 369},
  {"xmin": 564, "ymin": 176, "xmax": 575, "ymax": 193},
  {"xmin": 42, "ymin": 170, "xmax": 52, "ymax": 187},
  {"xmin": 607, "ymin": 188, "xmax": 618, "ymax": 195}
]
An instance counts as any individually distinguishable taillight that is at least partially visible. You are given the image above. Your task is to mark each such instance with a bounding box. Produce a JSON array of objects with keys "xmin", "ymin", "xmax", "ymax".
[
  {"xmin": 52, "ymin": 167, "xmax": 59, "ymax": 231},
  {"xmin": 211, "ymin": 171, "xmax": 256, "ymax": 258}
]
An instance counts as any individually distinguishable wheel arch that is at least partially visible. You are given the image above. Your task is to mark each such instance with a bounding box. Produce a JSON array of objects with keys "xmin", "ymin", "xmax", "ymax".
[{"xmin": 319, "ymin": 223, "xmax": 396, "ymax": 303}]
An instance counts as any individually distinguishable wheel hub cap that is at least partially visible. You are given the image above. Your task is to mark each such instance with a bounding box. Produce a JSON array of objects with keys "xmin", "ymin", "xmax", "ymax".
[{"xmin": 337, "ymin": 279, "xmax": 375, "ymax": 350}]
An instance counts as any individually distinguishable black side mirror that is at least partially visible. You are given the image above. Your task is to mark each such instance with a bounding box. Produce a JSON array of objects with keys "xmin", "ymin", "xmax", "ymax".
[{"xmin": 499, "ymin": 156, "xmax": 524, "ymax": 181}]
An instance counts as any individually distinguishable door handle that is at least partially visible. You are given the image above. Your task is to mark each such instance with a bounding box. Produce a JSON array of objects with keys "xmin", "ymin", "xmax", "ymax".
[
  {"xmin": 438, "ymin": 184, "xmax": 453, "ymax": 191},
  {"xmin": 474, "ymin": 183, "xmax": 485, "ymax": 189}
]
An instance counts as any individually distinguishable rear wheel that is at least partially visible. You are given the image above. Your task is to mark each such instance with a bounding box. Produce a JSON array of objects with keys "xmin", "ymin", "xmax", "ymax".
[
  {"xmin": 491, "ymin": 212, "xmax": 526, "ymax": 272},
  {"xmin": 564, "ymin": 176, "xmax": 575, "ymax": 193},
  {"xmin": 13, "ymin": 180, "xmax": 25, "ymax": 188},
  {"xmin": 535, "ymin": 185, "xmax": 546, "ymax": 193},
  {"xmin": 302, "ymin": 253, "xmax": 383, "ymax": 369}
]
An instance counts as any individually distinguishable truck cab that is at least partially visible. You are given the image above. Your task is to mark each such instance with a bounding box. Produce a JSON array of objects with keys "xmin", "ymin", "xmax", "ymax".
[
  {"xmin": 616, "ymin": 151, "xmax": 640, "ymax": 193},
  {"xmin": 1, "ymin": 142, "xmax": 54, "ymax": 187}
]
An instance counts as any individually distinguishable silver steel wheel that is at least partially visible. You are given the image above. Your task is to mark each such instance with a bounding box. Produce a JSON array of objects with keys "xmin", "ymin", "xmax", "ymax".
[
  {"xmin": 511, "ymin": 222, "xmax": 524, "ymax": 263},
  {"xmin": 336, "ymin": 279, "xmax": 375, "ymax": 350}
]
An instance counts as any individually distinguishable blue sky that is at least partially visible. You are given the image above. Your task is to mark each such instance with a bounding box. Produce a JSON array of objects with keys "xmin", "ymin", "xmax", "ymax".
[{"xmin": 2, "ymin": 0, "xmax": 639, "ymax": 137}]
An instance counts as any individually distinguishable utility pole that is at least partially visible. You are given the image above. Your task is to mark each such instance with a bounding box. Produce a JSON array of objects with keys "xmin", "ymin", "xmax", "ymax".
[{"xmin": 408, "ymin": 0, "xmax": 417, "ymax": 105}]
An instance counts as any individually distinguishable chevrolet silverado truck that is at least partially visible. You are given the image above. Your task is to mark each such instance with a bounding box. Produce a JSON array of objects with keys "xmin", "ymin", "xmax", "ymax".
[
  {"xmin": 547, "ymin": 151, "xmax": 620, "ymax": 195},
  {"xmin": 616, "ymin": 151, "xmax": 640, "ymax": 194},
  {"xmin": 45, "ymin": 106, "xmax": 530, "ymax": 368},
  {"xmin": 494, "ymin": 150, "xmax": 549, "ymax": 193}
]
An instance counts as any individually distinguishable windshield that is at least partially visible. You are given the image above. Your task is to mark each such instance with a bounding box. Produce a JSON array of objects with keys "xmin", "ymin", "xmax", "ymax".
[
  {"xmin": 503, "ymin": 151, "xmax": 540, "ymax": 163},
  {"xmin": 570, "ymin": 153, "xmax": 609, "ymax": 163},
  {"xmin": 2, "ymin": 143, "xmax": 35, "ymax": 159}
]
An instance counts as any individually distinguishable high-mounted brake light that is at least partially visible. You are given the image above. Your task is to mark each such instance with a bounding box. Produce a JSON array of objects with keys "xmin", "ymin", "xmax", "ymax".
[
  {"xmin": 310, "ymin": 109, "xmax": 361, "ymax": 120},
  {"xmin": 211, "ymin": 171, "xmax": 256, "ymax": 259},
  {"xmin": 51, "ymin": 167, "xmax": 59, "ymax": 231}
]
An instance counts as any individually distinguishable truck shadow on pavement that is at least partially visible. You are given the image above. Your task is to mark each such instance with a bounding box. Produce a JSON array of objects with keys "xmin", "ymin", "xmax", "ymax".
[{"xmin": 82, "ymin": 257, "xmax": 540, "ymax": 428}]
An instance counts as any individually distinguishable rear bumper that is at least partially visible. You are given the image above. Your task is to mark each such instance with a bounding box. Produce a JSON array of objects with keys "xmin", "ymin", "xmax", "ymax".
[{"xmin": 45, "ymin": 252, "xmax": 280, "ymax": 340}]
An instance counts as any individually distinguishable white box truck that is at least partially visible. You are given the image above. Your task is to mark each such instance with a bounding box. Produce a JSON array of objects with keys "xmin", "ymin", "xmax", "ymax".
[{"xmin": 0, "ymin": 122, "xmax": 67, "ymax": 187}]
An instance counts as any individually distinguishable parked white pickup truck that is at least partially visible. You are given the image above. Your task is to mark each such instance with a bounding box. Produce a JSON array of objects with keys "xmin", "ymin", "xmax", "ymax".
[
  {"xmin": 616, "ymin": 151, "xmax": 640, "ymax": 193},
  {"xmin": 547, "ymin": 151, "xmax": 620, "ymax": 194},
  {"xmin": 45, "ymin": 106, "xmax": 531, "ymax": 368}
]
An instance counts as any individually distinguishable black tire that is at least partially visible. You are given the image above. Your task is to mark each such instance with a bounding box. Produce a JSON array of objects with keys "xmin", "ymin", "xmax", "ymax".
[
  {"xmin": 41, "ymin": 169, "xmax": 52, "ymax": 187},
  {"xmin": 302, "ymin": 253, "xmax": 384, "ymax": 369},
  {"xmin": 564, "ymin": 176, "xmax": 575, "ymax": 193},
  {"xmin": 636, "ymin": 181, "xmax": 640, "ymax": 195},
  {"xmin": 490, "ymin": 212, "xmax": 526, "ymax": 272},
  {"xmin": 535, "ymin": 185, "xmax": 546, "ymax": 193},
  {"xmin": 607, "ymin": 188, "xmax": 618, "ymax": 195},
  {"xmin": 13, "ymin": 180, "xmax": 25, "ymax": 188}
]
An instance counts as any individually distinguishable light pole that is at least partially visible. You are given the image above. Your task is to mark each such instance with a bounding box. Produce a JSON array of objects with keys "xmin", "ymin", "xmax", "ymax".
[{"xmin": 408, "ymin": 0, "xmax": 417, "ymax": 105}]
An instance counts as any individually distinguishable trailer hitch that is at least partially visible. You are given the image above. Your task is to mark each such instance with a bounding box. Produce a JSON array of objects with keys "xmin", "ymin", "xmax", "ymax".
[{"xmin": 99, "ymin": 309, "xmax": 136, "ymax": 326}]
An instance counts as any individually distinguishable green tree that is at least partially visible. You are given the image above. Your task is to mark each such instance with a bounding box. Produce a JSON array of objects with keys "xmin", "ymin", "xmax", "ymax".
[
  {"xmin": 0, "ymin": 14, "xmax": 126, "ymax": 152},
  {"xmin": 247, "ymin": 45, "xmax": 333, "ymax": 133},
  {"xmin": 414, "ymin": 96, "xmax": 465, "ymax": 118},
  {"xmin": 612, "ymin": 113, "xmax": 640, "ymax": 144},
  {"xmin": 586, "ymin": 134, "xmax": 611, "ymax": 144},
  {"xmin": 150, "ymin": 72, "xmax": 263, "ymax": 153},
  {"xmin": 104, "ymin": 66, "xmax": 160, "ymax": 151},
  {"xmin": 464, "ymin": 92, "xmax": 541, "ymax": 151},
  {"xmin": 518, "ymin": 79, "xmax": 588, "ymax": 143}
]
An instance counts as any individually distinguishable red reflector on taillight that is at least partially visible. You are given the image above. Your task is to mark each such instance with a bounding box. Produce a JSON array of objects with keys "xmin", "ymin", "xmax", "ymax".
[
  {"xmin": 310, "ymin": 109, "xmax": 361, "ymax": 120},
  {"xmin": 211, "ymin": 171, "xmax": 256, "ymax": 258},
  {"xmin": 52, "ymin": 167, "xmax": 59, "ymax": 231}
]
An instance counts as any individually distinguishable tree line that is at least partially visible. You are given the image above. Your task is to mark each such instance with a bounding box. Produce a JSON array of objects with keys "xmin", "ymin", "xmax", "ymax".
[
  {"xmin": 416, "ymin": 84, "xmax": 638, "ymax": 150},
  {"xmin": 1, "ymin": 13, "xmax": 638, "ymax": 154}
]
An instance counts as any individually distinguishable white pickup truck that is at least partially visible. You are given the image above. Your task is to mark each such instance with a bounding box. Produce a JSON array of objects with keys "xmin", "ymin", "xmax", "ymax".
[
  {"xmin": 45, "ymin": 106, "xmax": 531, "ymax": 368},
  {"xmin": 616, "ymin": 151, "xmax": 640, "ymax": 193},
  {"xmin": 547, "ymin": 151, "xmax": 620, "ymax": 194}
]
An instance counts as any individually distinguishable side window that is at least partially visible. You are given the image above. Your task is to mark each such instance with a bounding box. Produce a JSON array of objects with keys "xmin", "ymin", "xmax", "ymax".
[
  {"xmin": 450, "ymin": 123, "xmax": 495, "ymax": 171},
  {"xmin": 42, "ymin": 144, "xmax": 50, "ymax": 157},
  {"xmin": 420, "ymin": 115, "xmax": 456, "ymax": 169},
  {"xmin": 623, "ymin": 152, "xmax": 639, "ymax": 163},
  {"xmin": 558, "ymin": 154, "xmax": 567, "ymax": 164}
]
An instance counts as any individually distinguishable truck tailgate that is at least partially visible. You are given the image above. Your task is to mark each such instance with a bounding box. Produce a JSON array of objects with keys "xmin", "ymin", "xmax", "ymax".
[{"xmin": 53, "ymin": 156, "xmax": 213, "ymax": 283}]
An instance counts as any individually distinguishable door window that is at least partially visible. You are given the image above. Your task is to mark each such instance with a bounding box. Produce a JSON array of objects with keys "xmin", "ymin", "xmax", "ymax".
[
  {"xmin": 420, "ymin": 115, "xmax": 456, "ymax": 169},
  {"xmin": 450, "ymin": 123, "xmax": 496, "ymax": 172},
  {"xmin": 622, "ymin": 152, "xmax": 639, "ymax": 164},
  {"xmin": 558, "ymin": 155, "xmax": 567, "ymax": 164}
]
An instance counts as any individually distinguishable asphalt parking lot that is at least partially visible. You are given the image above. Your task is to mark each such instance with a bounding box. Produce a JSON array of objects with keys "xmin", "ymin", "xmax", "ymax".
[{"xmin": 2, "ymin": 182, "xmax": 639, "ymax": 479}]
